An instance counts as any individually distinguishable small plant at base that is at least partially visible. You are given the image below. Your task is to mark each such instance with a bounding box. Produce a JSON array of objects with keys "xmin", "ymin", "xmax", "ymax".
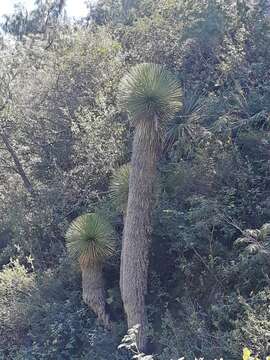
[
  {"xmin": 119, "ymin": 334, "xmax": 266, "ymax": 360},
  {"xmin": 242, "ymin": 347, "xmax": 270, "ymax": 360},
  {"xmin": 118, "ymin": 325, "xmax": 154, "ymax": 359}
]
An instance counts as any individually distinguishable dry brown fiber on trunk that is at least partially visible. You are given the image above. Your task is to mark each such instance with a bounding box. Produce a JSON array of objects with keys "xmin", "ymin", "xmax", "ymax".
[
  {"xmin": 81, "ymin": 262, "xmax": 110, "ymax": 329},
  {"xmin": 121, "ymin": 120, "xmax": 158, "ymax": 351}
]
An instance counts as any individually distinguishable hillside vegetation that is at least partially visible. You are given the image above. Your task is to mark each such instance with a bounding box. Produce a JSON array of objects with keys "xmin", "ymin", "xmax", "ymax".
[{"xmin": 1, "ymin": 0, "xmax": 270, "ymax": 359}]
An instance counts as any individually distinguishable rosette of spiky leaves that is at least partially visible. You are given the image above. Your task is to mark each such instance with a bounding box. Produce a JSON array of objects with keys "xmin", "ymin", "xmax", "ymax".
[
  {"xmin": 109, "ymin": 164, "xmax": 130, "ymax": 214},
  {"xmin": 234, "ymin": 223, "xmax": 270, "ymax": 255},
  {"xmin": 66, "ymin": 213, "xmax": 115, "ymax": 267},
  {"xmin": 258, "ymin": 223, "xmax": 270, "ymax": 242},
  {"xmin": 118, "ymin": 63, "xmax": 182, "ymax": 125}
]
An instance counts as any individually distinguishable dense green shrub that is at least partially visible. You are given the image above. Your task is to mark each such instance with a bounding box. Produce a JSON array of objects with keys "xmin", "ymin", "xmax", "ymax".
[{"xmin": 0, "ymin": 257, "xmax": 126, "ymax": 359}]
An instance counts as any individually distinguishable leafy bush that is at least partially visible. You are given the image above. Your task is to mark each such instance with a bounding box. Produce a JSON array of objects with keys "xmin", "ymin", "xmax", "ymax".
[
  {"xmin": 0, "ymin": 257, "xmax": 126, "ymax": 359},
  {"xmin": 0, "ymin": 257, "xmax": 35, "ymax": 352}
]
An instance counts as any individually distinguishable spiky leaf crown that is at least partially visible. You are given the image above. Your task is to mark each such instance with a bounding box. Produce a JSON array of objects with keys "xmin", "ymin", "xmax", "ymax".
[
  {"xmin": 110, "ymin": 163, "xmax": 130, "ymax": 214},
  {"xmin": 118, "ymin": 63, "xmax": 182, "ymax": 124},
  {"xmin": 65, "ymin": 213, "xmax": 115, "ymax": 267}
]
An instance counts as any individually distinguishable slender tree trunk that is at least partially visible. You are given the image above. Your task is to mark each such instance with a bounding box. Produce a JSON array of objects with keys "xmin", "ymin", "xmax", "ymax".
[
  {"xmin": 81, "ymin": 262, "xmax": 110, "ymax": 329},
  {"xmin": 0, "ymin": 132, "xmax": 34, "ymax": 194},
  {"xmin": 121, "ymin": 120, "xmax": 158, "ymax": 351}
]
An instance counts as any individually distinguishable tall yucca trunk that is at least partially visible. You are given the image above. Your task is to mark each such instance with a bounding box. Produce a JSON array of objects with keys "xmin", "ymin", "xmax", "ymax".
[
  {"xmin": 121, "ymin": 119, "xmax": 158, "ymax": 350},
  {"xmin": 81, "ymin": 262, "xmax": 110, "ymax": 329}
]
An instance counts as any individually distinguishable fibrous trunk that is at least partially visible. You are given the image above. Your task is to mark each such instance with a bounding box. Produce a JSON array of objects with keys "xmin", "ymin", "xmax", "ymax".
[
  {"xmin": 81, "ymin": 262, "xmax": 110, "ymax": 329},
  {"xmin": 121, "ymin": 120, "xmax": 158, "ymax": 351}
]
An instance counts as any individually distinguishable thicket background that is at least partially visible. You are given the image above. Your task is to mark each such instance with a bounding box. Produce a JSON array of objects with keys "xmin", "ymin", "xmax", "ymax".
[{"xmin": 1, "ymin": 0, "xmax": 270, "ymax": 359}]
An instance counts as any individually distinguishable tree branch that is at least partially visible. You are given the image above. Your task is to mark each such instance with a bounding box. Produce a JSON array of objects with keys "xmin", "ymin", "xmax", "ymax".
[{"xmin": 0, "ymin": 131, "xmax": 34, "ymax": 194}]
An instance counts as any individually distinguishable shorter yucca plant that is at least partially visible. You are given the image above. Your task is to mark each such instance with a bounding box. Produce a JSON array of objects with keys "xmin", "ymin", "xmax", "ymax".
[{"xmin": 66, "ymin": 213, "xmax": 115, "ymax": 328}]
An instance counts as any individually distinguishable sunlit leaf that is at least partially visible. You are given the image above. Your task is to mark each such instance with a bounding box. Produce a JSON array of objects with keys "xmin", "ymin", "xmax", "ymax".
[{"xmin": 243, "ymin": 347, "xmax": 252, "ymax": 360}]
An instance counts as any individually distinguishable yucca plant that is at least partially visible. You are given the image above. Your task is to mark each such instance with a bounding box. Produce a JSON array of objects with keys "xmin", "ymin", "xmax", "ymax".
[
  {"xmin": 66, "ymin": 213, "xmax": 115, "ymax": 328},
  {"xmin": 110, "ymin": 163, "xmax": 130, "ymax": 215},
  {"xmin": 118, "ymin": 63, "xmax": 181, "ymax": 350}
]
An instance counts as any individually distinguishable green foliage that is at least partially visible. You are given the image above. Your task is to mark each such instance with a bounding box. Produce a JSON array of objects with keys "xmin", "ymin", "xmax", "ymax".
[
  {"xmin": 0, "ymin": 257, "xmax": 35, "ymax": 350},
  {"xmin": 1, "ymin": 0, "xmax": 270, "ymax": 359},
  {"xmin": 156, "ymin": 299, "xmax": 235, "ymax": 360},
  {"xmin": 0, "ymin": 256, "xmax": 126, "ymax": 359},
  {"xmin": 118, "ymin": 63, "xmax": 182, "ymax": 124},
  {"xmin": 234, "ymin": 223, "xmax": 270, "ymax": 256},
  {"xmin": 66, "ymin": 213, "xmax": 115, "ymax": 266},
  {"xmin": 234, "ymin": 290, "xmax": 270, "ymax": 359},
  {"xmin": 1, "ymin": 0, "xmax": 65, "ymax": 39},
  {"xmin": 109, "ymin": 163, "xmax": 130, "ymax": 214}
]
